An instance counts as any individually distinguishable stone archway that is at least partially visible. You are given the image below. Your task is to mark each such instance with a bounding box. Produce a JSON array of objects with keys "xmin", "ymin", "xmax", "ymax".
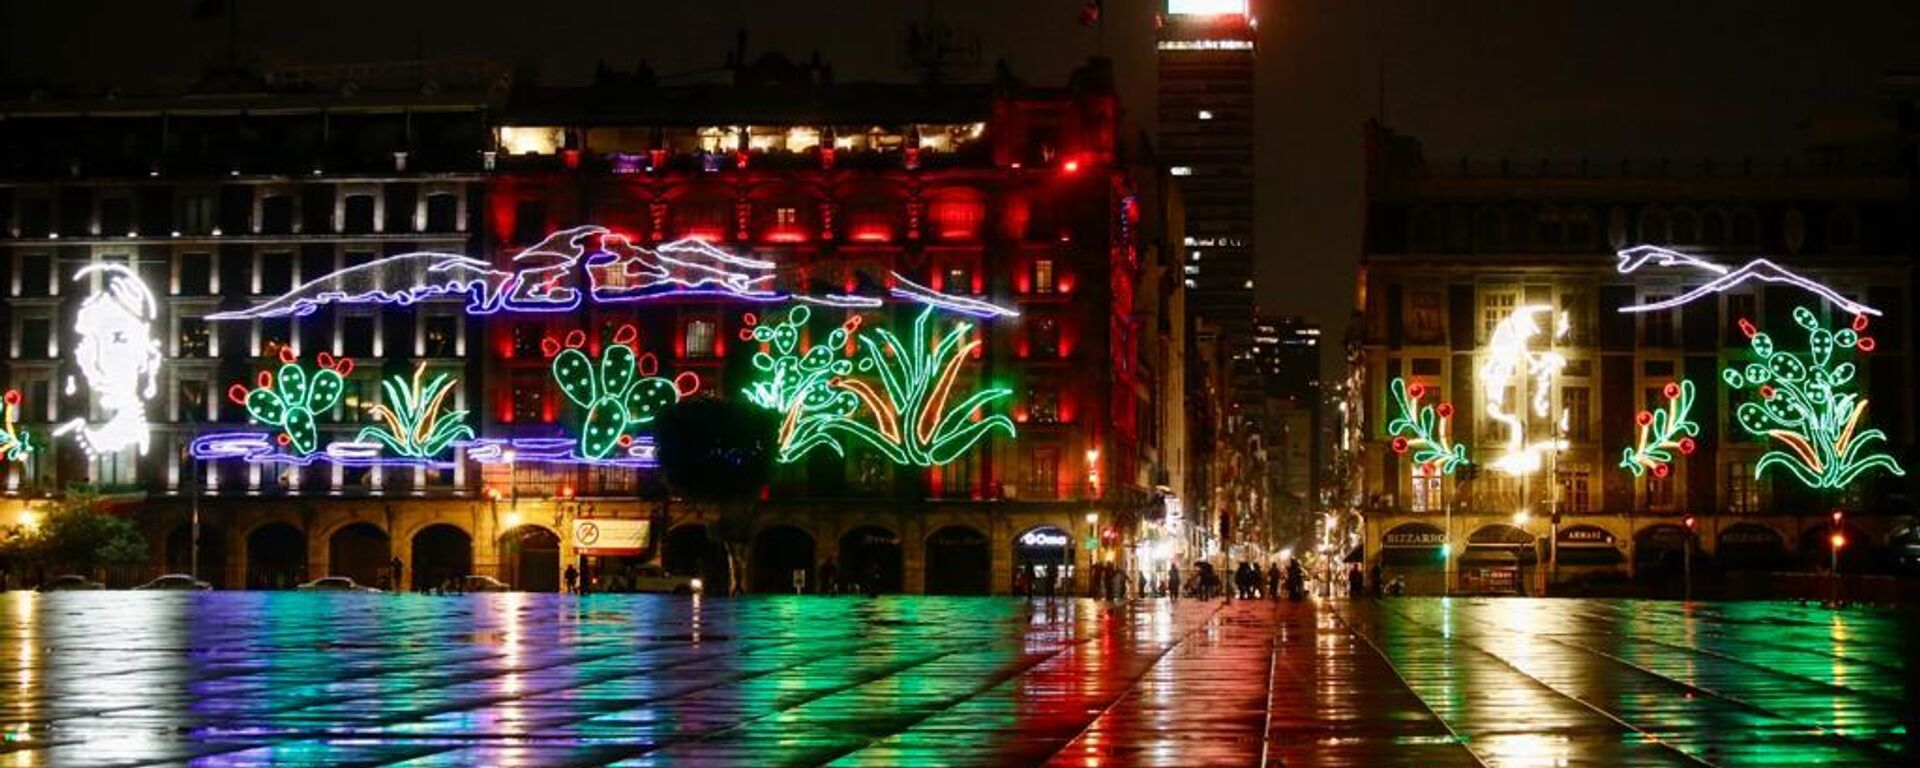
[
  {"xmin": 411, "ymin": 524, "xmax": 473, "ymax": 592},
  {"xmin": 246, "ymin": 522, "xmax": 306, "ymax": 590},
  {"xmin": 838, "ymin": 525, "xmax": 903, "ymax": 594},
  {"xmin": 165, "ymin": 522, "xmax": 227, "ymax": 587},
  {"xmin": 499, "ymin": 525, "xmax": 562, "ymax": 592},
  {"xmin": 750, "ymin": 525, "xmax": 815, "ymax": 594},
  {"xmin": 663, "ymin": 524, "xmax": 730, "ymax": 593},
  {"xmin": 328, "ymin": 522, "xmax": 390, "ymax": 588},
  {"xmin": 924, "ymin": 525, "xmax": 991, "ymax": 595}
]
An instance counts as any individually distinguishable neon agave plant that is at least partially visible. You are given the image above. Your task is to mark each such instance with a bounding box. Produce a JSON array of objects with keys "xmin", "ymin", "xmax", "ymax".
[
  {"xmin": 227, "ymin": 349, "xmax": 352, "ymax": 455},
  {"xmin": 831, "ymin": 307, "xmax": 1016, "ymax": 466},
  {"xmin": 1723, "ymin": 306, "xmax": 1905, "ymax": 489},
  {"xmin": 358, "ymin": 364, "xmax": 474, "ymax": 458},
  {"xmin": 544, "ymin": 324, "xmax": 698, "ymax": 460},
  {"xmin": 740, "ymin": 305, "xmax": 862, "ymax": 462}
]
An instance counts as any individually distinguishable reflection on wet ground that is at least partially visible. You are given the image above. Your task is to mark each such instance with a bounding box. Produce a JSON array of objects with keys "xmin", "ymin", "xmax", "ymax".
[{"xmin": 0, "ymin": 593, "xmax": 1914, "ymax": 766}]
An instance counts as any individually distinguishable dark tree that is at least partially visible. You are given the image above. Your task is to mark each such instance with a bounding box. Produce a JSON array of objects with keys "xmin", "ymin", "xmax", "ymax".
[{"xmin": 653, "ymin": 397, "xmax": 779, "ymax": 595}]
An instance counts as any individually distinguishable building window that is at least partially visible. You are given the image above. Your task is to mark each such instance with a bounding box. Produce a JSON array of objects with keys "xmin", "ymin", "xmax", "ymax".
[
  {"xmin": 1410, "ymin": 471, "xmax": 1442, "ymax": 512},
  {"xmin": 512, "ymin": 201, "xmax": 547, "ymax": 244},
  {"xmin": 852, "ymin": 451, "xmax": 889, "ymax": 495},
  {"xmin": 1562, "ymin": 387, "xmax": 1590, "ymax": 441},
  {"xmin": 1642, "ymin": 296, "xmax": 1675, "ymax": 346},
  {"xmin": 940, "ymin": 454, "xmax": 974, "ymax": 498},
  {"xmin": 260, "ymin": 254, "xmax": 294, "ymax": 295},
  {"xmin": 181, "ymin": 194, "xmax": 214, "ymax": 235},
  {"xmin": 101, "ymin": 197, "xmax": 133, "ymax": 236},
  {"xmin": 15, "ymin": 253, "xmax": 51, "ymax": 297},
  {"xmin": 1481, "ymin": 290, "xmax": 1517, "ymax": 340},
  {"xmin": 1726, "ymin": 463, "xmax": 1758, "ymax": 513},
  {"xmin": 684, "ymin": 319, "xmax": 717, "ymax": 358},
  {"xmin": 179, "ymin": 318, "xmax": 211, "ymax": 358},
  {"xmin": 425, "ymin": 193, "xmax": 459, "ymax": 232},
  {"xmin": 1559, "ymin": 291, "xmax": 1590, "ymax": 345},
  {"xmin": 512, "ymin": 376, "xmax": 547, "ymax": 423},
  {"xmin": 945, "ymin": 266, "xmax": 973, "ymax": 294},
  {"xmin": 1033, "ymin": 318, "xmax": 1061, "ymax": 358},
  {"xmin": 774, "ymin": 206, "xmax": 798, "ymax": 227},
  {"xmin": 341, "ymin": 316, "xmax": 375, "ymax": 357},
  {"xmin": 343, "ymin": 194, "xmax": 376, "ymax": 234},
  {"xmin": 259, "ymin": 319, "xmax": 292, "ymax": 357},
  {"xmin": 179, "ymin": 252, "xmax": 212, "ymax": 296},
  {"xmin": 178, "ymin": 380, "xmax": 209, "ymax": 422},
  {"xmin": 19, "ymin": 318, "xmax": 53, "ymax": 359},
  {"xmin": 1562, "ymin": 464, "xmax": 1590, "ymax": 513},
  {"xmin": 512, "ymin": 324, "xmax": 544, "ymax": 358},
  {"xmin": 423, "ymin": 316, "xmax": 458, "ymax": 357},
  {"xmin": 1648, "ymin": 470, "xmax": 1674, "ymax": 508},
  {"xmin": 1029, "ymin": 448, "xmax": 1059, "ymax": 500},
  {"xmin": 260, "ymin": 195, "xmax": 294, "ymax": 234},
  {"xmin": 1032, "ymin": 259, "xmax": 1055, "ymax": 293},
  {"xmin": 1028, "ymin": 384, "xmax": 1059, "ymax": 424},
  {"xmin": 18, "ymin": 198, "xmax": 51, "ymax": 237}
]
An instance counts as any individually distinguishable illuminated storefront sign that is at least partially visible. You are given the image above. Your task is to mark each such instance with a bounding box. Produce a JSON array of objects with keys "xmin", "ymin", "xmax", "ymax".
[{"xmin": 1018, "ymin": 529, "xmax": 1071, "ymax": 548}]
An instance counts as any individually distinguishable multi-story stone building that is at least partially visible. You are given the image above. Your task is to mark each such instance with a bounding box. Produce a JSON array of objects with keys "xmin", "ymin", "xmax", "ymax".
[
  {"xmin": 1356, "ymin": 119, "xmax": 1914, "ymax": 595},
  {"xmin": 0, "ymin": 55, "xmax": 1153, "ymax": 596}
]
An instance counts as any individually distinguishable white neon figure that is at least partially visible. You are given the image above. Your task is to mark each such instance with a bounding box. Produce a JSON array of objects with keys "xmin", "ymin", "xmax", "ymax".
[
  {"xmin": 1614, "ymin": 245, "xmax": 1880, "ymax": 317},
  {"xmin": 55, "ymin": 264, "xmax": 162, "ymax": 456},
  {"xmin": 1479, "ymin": 304, "xmax": 1568, "ymax": 475}
]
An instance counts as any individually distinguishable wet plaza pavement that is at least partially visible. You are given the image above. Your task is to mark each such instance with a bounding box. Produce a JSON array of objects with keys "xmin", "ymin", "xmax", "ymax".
[{"xmin": 0, "ymin": 594, "xmax": 1915, "ymax": 767}]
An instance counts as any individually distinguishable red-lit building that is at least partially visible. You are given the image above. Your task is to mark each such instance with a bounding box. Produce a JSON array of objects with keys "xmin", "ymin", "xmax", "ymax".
[{"xmin": 478, "ymin": 54, "xmax": 1145, "ymax": 594}]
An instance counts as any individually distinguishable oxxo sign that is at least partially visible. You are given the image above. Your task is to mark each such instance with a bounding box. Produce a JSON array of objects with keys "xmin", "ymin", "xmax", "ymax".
[
  {"xmin": 572, "ymin": 518, "xmax": 650, "ymax": 556},
  {"xmin": 1019, "ymin": 530, "xmax": 1070, "ymax": 548}
]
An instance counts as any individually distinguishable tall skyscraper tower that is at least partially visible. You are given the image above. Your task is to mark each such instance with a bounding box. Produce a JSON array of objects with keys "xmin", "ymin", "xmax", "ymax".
[{"xmin": 1157, "ymin": 0, "xmax": 1256, "ymax": 342}]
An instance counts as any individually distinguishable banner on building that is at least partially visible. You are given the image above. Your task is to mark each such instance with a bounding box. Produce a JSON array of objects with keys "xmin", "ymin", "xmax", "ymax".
[{"xmin": 572, "ymin": 518, "xmax": 650, "ymax": 556}]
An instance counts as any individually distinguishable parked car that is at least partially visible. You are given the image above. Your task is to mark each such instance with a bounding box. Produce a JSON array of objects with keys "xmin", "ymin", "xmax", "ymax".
[
  {"xmin": 38, "ymin": 574, "xmax": 106, "ymax": 592},
  {"xmin": 296, "ymin": 576, "xmax": 380, "ymax": 592},
  {"xmin": 134, "ymin": 574, "xmax": 212, "ymax": 591},
  {"xmin": 626, "ymin": 565, "xmax": 703, "ymax": 595},
  {"xmin": 460, "ymin": 575, "xmax": 511, "ymax": 592}
]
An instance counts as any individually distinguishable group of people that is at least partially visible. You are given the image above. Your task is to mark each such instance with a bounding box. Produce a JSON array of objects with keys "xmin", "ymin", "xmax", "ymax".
[{"xmin": 812, "ymin": 555, "xmax": 888, "ymax": 596}]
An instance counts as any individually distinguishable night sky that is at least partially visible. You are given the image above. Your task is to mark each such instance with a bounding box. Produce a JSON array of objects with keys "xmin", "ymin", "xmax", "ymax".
[{"xmin": 6, "ymin": 0, "xmax": 1919, "ymax": 374}]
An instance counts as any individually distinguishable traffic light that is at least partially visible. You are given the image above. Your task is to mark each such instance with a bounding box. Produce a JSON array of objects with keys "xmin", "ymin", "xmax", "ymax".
[
  {"xmin": 1830, "ymin": 532, "xmax": 1848, "ymax": 550},
  {"xmin": 1831, "ymin": 509, "xmax": 1844, "ymax": 526}
]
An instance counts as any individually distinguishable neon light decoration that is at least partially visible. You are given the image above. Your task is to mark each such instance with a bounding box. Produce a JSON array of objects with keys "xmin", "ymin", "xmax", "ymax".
[
  {"xmin": 359, "ymin": 364, "xmax": 474, "ymax": 459},
  {"xmin": 1619, "ymin": 380, "xmax": 1699, "ymax": 478},
  {"xmin": 1479, "ymin": 304, "xmax": 1569, "ymax": 475},
  {"xmin": 741, "ymin": 306, "xmax": 863, "ymax": 462},
  {"xmin": 1615, "ymin": 245, "xmax": 1880, "ymax": 317},
  {"xmin": 889, "ymin": 272, "xmax": 1020, "ymax": 318},
  {"xmin": 1723, "ymin": 307, "xmax": 1905, "ymax": 489},
  {"xmin": 226, "ymin": 349, "xmax": 354, "ymax": 456},
  {"xmin": 206, "ymin": 225, "xmax": 1019, "ymax": 319},
  {"xmin": 0, "ymin": 389, "xmax": 32, "ymax": 463},
  {"xmin": 55, "ymin": 264, "xmax": 162, "ymax": 456},
  {"xmin": 543, "ymin": 325, "xmax": 699, "ymax": 460},
  {"xmin": 1385, "ymin": 377, "xmax": 1467, "ymax": 475},
  {"xmin": 743, "ymin": 306, "xmax": 1016, "ymax": 466},
  {"xmin": 467, "ymin": 437, "xmax": 656, "ymax": 467},
  {"xmin": 189, "ymin": 432, "xmax": 459, "ymax": 469}
]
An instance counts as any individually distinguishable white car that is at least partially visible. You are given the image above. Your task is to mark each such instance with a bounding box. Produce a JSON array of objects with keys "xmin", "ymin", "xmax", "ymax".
[
  {"xmin": 134, "ymin": 574, "xmax": 212, "ymax": 591},
  {"xmin": 296, "ymin": 576, "xmax": 381, "ymax": 592},
  {"xmin": 624, "ymin": 565, "xmax": 703, "ymax": 595},
  {"xmin": 38, "ymin": 574, "xmax": 106, "ymax": 592}
]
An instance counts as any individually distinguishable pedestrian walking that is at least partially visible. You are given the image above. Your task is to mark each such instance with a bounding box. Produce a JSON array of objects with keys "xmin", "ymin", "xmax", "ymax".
[
  {"xmin": 818, "ymin": 556, "xmax": 838, "ymax": 596},
  {"xmin": 1268, "ymin": 563, "xmax": 1281, "ymax": 601},
  {"xmin": 1168, "ymin": 563, "xmax": 1180, "ymax": 601},
  {"xmin": 390, "ymin": 557, "xmax": 404, "ymax": 592},
  {"xmin": 1369, "ymin": 563, "xmax": 1384, "ymax": 598},
  {"xmin": 1017, "ymin": 560, "xmax": 1034, "ymax": 597},
  {"xmin": 563, "ymin": 564, "xmax": 579, "ymax": 594},
  {"xmin": 1043, "ymin": 562, "xmax": 1058, "ymax": 599},
  {"xmin": 1348, "ymin": 564, "xmax": 1364, "ymax": 598}
]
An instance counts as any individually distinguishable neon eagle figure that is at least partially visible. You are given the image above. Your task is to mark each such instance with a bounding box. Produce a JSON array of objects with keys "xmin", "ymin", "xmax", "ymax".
[
  {"xmin": 1722, "ymin": 307, "xmax": 1904, "ymax": 489},
  {"xmin": 1479, "ymin": 304, "xmax": 1569, "ymax": 475},
  {"xmin": 55, "ymin": 264, "xmax": 163, "ymax": 456}
]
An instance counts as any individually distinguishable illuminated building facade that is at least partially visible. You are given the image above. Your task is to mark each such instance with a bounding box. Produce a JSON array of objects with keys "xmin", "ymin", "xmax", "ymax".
[
  {"xmin": 1355, "ymin": 118, "xmax": 1914, "ymax": 596},
  {"xmin": 0, "ymin": 55, "xmax": 1148, "ymax": 595}
]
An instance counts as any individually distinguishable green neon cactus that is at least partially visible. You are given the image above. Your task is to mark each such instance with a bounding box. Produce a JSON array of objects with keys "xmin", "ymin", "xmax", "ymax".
[
  {"xmin": 740, "ymin": 306, "xmax": 861, "ymax": 462},
  {"xmin": 227, "ymin": 349, "xmax": 352, "ymax": 455},
  {"xmin": 1722, "ymin": 306, "xmax": 1905, "ymax": 489},
  {"xmin": 357, "ymin": 364, "xmax": 474, "ymax": 458},
  {"xmin": 543, "ymin": 325, "xmax": 698, "ymax": 460}
]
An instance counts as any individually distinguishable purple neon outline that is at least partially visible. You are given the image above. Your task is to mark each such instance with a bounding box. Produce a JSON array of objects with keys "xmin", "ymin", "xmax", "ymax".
[
  {"xmin": 888, "ymin": 271, "xmax": 1020, "ymax": 318},
  {"xmin": 1614, "ymin": 246, "xmax": 1881, "ymax": 317},
  {"xmin": 189, "ymin": 432, "xmax": 460, "ymax": 469},
  {"xmin": 467, "ymin": 437, "xmax": 658, "ymax": 468}
]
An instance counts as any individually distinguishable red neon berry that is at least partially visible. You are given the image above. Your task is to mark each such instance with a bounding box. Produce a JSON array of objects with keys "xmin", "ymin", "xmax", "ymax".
[
  {"xmin": 1636, "ymin": 410, "xmax": 1653, "ymax": 427},
  {"xmin": 674, "ymin": 372, "xmax": 701, "ymax": 397},
  {"xmin": 227, "ymin": 384, "xmax": 250, "ymax": 405},
  {"xmin": 334, "ymin": 359, "xmax": 353, "ymax": 376},
  {"xmin": 2, "ymin": 390, "xmax": 17, "ymax": 406},
  {"xmin": 1436, "ymin": 402, "xmax": 1455, "ymax": 419},
  {"xmin": 1678, "ymin": 437, "xmax": 1696, "ymax": 455},
  {"xmin": 564, "ymin": 330, "xmax": 587, "ymax": 349},
  {"xmin": 1852, "ymin": 314, "xmax": 1869, "ymax": 332},
  {"xmin": 636, "ymin": 353, "xmax": 659, "ymax": 377},
  {"xmin": 738, "ymin": 329, "xmax": 756, "ymax": 341},
  {"xmin": 1408, "ymin": 383, "xmax": 1426, "ymax": 400},
  {"xmin": 742, "ymin": 312, "xmax": 759, "ymax": 327},
  {"xmin": 618, "ymin": 434, "xmax": 634, "ymax": 448},
  {"xmin": 316, "ymin": 352, "xmax": 335, "ymax": 369},
  {"xmin": 257, "ymin": 371, "xmax": 273, "ymax": 389},
  {"xmin": 1857, "ymin": 337, "xmax": 1876, "ymax": 352},
  {"xmin": 613, "ymin": 324, "xmax": 638, "ymax": 346},
  {"xmin": 278, "ymin": 346, "xmax": 297, "ymax": 364},
  {"xmin": 1653, "ymin": 463, "xmax": 1670, "ymax": 478},
  {"xmin": 276, "ymin": 433, "xmax": 291, "ymax": 446},
  {"xmin": 1737, "ymin": 318, "xmax": 1757, "ymax": 339},
  {"xmin": 540, "ymin": 337, "xmax": 562, "ymax": 357},
  {"xmin": 1390, "ymin": 436, "xmax": 1410, "ymax": 454},
  {"xmin": 1663, "ymin": 382, "xmax": 1681, "ymax": 400},
  {"xmin": 1760, "ymin": 385, "xmax": 1776, "ymax": 399}
]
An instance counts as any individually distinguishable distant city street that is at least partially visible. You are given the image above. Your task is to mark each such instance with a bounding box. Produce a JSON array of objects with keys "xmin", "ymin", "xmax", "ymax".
[{"xmin": 1, "ymin": 593, "xmax": 1914, "ymax": 767}]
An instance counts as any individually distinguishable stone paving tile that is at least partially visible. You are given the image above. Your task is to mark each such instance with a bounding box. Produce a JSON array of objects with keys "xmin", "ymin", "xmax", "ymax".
[{"xmin": 2, "ymin": 591, "xmax": 1916, "ymax": 766}]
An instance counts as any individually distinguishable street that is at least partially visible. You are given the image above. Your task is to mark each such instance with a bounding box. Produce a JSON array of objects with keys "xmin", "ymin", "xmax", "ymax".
[{"xmin": 0, "ymin": 594, "xmax": 1914, "ymax": 767}]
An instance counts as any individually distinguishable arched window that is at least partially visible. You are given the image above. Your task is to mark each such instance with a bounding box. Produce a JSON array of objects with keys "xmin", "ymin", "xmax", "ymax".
[
  {"xmin": 1637, "ymin": 207, "xmax": 1669, "ymax": 243},
  {"xmin": 1731, "ymin": 209, "xmax": 1759, "ymax": 247},
  {"xmin": 1701, "ymin": 209, "xmax": 1728, "ymax": 245},
  {"xmin": 842, "ymin": 196, "xmax": 902, "ymax": 243},
  {"xmin": 1669, "ymin": 208, "xmax": 1697, "ymax": 244},
  {"xmin": 1826, "ymin": 206, "xmax": 1861, "ymax": 250}
]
